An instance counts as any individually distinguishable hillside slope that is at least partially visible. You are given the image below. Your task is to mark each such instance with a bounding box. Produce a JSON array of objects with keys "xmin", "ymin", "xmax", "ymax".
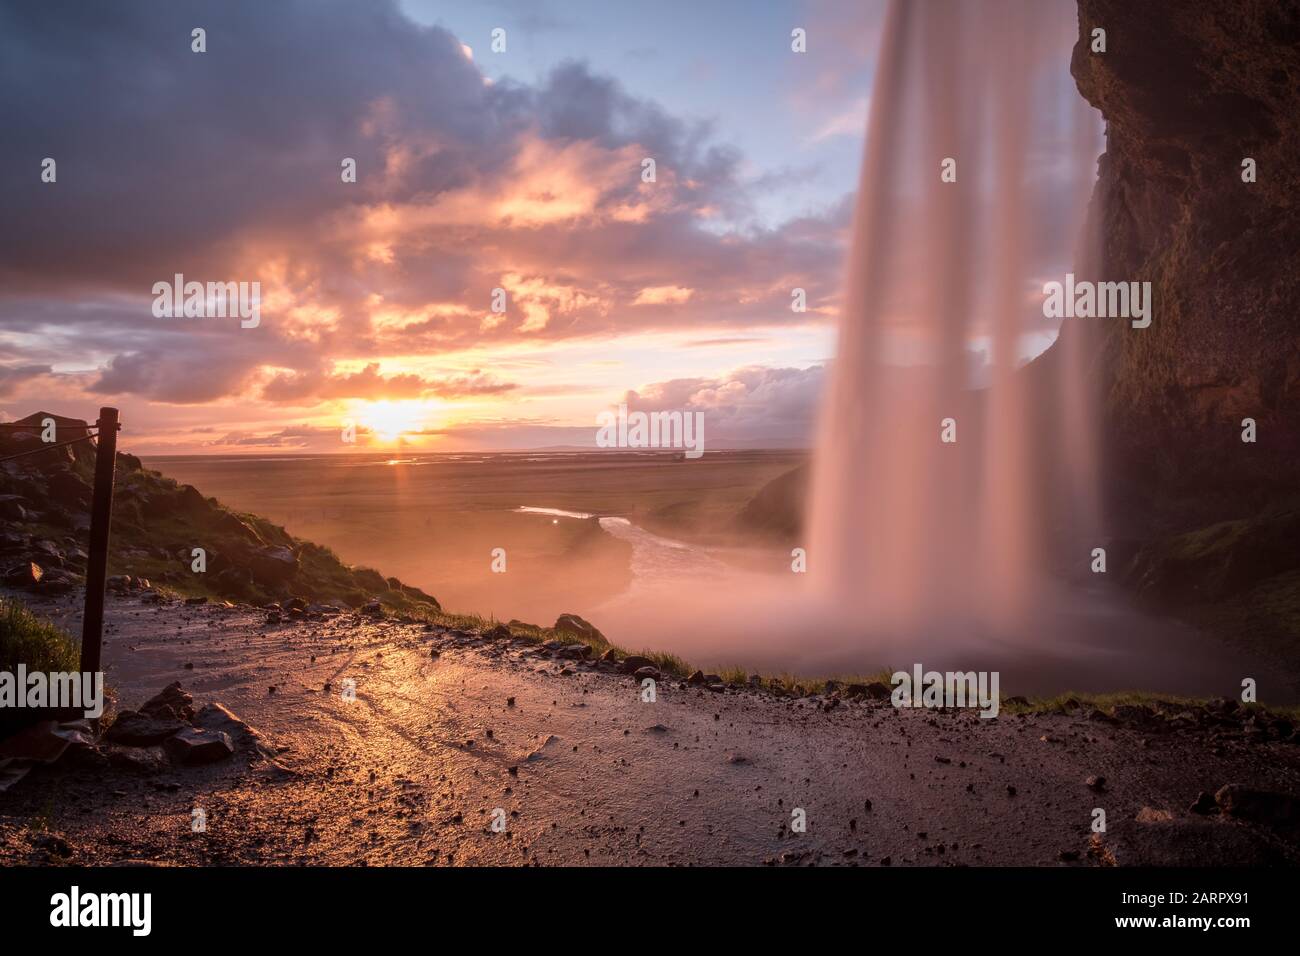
[{"xmin": 1, "ymin": 412, "xmax": 440, "ymax": 614}]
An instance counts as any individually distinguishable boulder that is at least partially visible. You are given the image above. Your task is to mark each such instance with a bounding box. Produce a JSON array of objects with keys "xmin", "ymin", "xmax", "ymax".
[
  {"xmin": 193, "ymin": 702, "xmax": 273, "ymax": 759},
  {"xmin": 139, "ymin": 682, "xmax": 195, "ymax": 722},
  {"xmin": 215, "ymin": 566, "xmax": 253, "ymax": 593},
  {"xmin": 163, "ymin": 727, "xmax": 234, "ymax": 765},
  {"xmin": 31, "ymin": 539, "xmax": 64, "ymax": 565},
  {"xmin": 38, "ymin": 568, "xmax": 78, "ymax": 593},
  {"xmin": 4, "ymin": 562, "xmax": 42, "ymax": 588},
  {"xmin": 619, "ymin": 655, "xmax": 653, "ymax": 674},
  {"xmin": 554, "ymin": 613, "xmax": 605, "ymax": 642},
  {"xmin": 103, "ymin": 710, "xmax": 187, "ymax": 746},
  {"xmin": 46, "ymin": 470, "xmax": 92, "ymax": 510},
  {"xmin": 249, "ymin": 545, "xmax": 299, "ymax": 585},
  {"xmin": 105, "ymin": 745, "xmax": 169, "ymax": 774}
]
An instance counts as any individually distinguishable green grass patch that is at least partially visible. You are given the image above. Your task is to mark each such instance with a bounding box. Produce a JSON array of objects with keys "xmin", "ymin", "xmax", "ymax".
[{"xmin": 0, "ymin": 597, "xmax": 80, "ymax": 673}]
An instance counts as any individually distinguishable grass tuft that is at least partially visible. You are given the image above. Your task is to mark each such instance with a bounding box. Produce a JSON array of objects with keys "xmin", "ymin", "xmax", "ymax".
[{"xmin": 0, "ymin": 597, "xmax": 80, "ymax": 673}]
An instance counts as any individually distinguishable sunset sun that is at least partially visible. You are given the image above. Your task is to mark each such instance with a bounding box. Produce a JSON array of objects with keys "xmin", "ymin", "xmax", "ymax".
[{"xmin": 357, "ymin": 400, "xmax": 428, "ymax": 443}]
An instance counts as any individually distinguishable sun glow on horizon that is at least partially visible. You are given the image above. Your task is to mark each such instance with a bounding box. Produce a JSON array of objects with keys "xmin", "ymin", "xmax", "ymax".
[{"xmin": 355, "ymin": 399, "xmax": 432, "ymax": 443}]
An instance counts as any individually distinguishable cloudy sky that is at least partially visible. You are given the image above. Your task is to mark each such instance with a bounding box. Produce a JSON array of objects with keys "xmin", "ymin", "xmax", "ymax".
[{"xmin": 0, "ymin": 0, "xmax": 892, "ymax": 454}]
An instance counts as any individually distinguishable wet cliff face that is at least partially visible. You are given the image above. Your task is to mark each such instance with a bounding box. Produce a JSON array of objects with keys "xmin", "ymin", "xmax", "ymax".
[{"xmin": 1072, "ymin": 0, "xmax": 1300, "ymax": 530}]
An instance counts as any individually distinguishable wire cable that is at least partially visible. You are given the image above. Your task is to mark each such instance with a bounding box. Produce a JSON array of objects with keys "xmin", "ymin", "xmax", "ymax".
[{"xmin": 0, "ymin": 431, "xmax": 100, "ymax": 464}]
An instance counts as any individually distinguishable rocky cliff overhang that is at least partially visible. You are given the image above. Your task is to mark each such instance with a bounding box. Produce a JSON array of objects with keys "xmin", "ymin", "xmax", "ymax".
[{"xmin": 1071, "ymin": 0, "xmax": 1300, "ymax": 529}]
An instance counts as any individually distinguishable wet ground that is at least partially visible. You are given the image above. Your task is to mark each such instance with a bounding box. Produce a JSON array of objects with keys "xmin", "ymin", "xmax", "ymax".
[{"xmin": 2, "ymin": 593, "xmax": 1299, "ymax": 866}]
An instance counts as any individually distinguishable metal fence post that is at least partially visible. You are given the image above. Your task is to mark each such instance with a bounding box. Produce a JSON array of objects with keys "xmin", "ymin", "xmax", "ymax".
[{"xmin": 80, "ymin": 407, "xmax": 119, "ymax": 676}]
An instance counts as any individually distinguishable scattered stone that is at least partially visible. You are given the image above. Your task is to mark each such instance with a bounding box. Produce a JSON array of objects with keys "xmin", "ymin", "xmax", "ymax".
[
  {"xmin": 104, "ymin": 749, "xmax": 169, "ymax": 780},
  {"xmin": 104, "ymin": 711, "xmax": 187, "ymax": 746},
  {"xmin": 163, "ymin": 727, "xmax": 235, "ymax": 765},
  {"xmin": 4, "ymin": 561, "xmax": 42, "ymax": 588},
  {"xmin": 139, "ymin": 682, "xmax": 195, "ymax": 722}
]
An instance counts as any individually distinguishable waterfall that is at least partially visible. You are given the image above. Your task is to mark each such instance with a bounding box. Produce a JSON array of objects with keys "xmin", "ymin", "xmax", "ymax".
[{"xmin": 807, "ymin": 0, "xmax": 1104, "ymax": 634}]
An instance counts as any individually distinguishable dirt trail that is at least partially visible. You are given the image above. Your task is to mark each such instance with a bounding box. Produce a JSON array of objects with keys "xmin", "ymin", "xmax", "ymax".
[{"xmin": 2, "ymin": 594, "xmax": 1299, "ymax": 866}]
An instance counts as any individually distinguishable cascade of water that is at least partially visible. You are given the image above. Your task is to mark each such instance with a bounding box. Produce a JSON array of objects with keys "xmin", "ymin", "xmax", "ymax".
[{"xmin": 807, "ymin": 0, "xmax": 1103, "ymax": 633}]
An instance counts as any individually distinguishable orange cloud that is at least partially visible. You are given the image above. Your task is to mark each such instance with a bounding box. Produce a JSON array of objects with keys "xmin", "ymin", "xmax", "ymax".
[{"xmin": 632, "ymin": 285, "xmax": 694, "ymax": 306}]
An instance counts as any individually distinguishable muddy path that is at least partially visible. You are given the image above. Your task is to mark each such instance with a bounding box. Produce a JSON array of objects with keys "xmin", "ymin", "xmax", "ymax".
[{"xmin": 2, "ymin": 594, "xmax": 1299, "ymax": 866}]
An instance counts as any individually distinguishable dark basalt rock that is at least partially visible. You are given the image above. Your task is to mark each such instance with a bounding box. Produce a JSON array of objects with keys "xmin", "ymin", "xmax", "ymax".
[
  {"xmin": 139, "ymin": 682, "xmax": 195, "ymax": 722},
  {"xmin": 103, "ymin": 711, "xmax": 188, "ymax": 747},
  {"xmin": 554, "ymin": 613, "xmax": 605, "ymax": 643},
  {"xmin": 1072, "ymin": 0, "xmax": 1300, "ymax": 526},
  {"xmin": 163, "ymin": 727, "xmax": 234, "ymax": 765}
]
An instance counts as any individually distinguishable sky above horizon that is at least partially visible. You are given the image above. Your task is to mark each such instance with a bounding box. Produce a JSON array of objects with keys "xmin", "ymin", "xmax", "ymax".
[
  {"xmin": 0, "ymin": 0, "xmax": 885, "ymax": 454},
  {"xmin": 0, "ymin": 0, "xmax": 1090, "ymax": 456}
]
